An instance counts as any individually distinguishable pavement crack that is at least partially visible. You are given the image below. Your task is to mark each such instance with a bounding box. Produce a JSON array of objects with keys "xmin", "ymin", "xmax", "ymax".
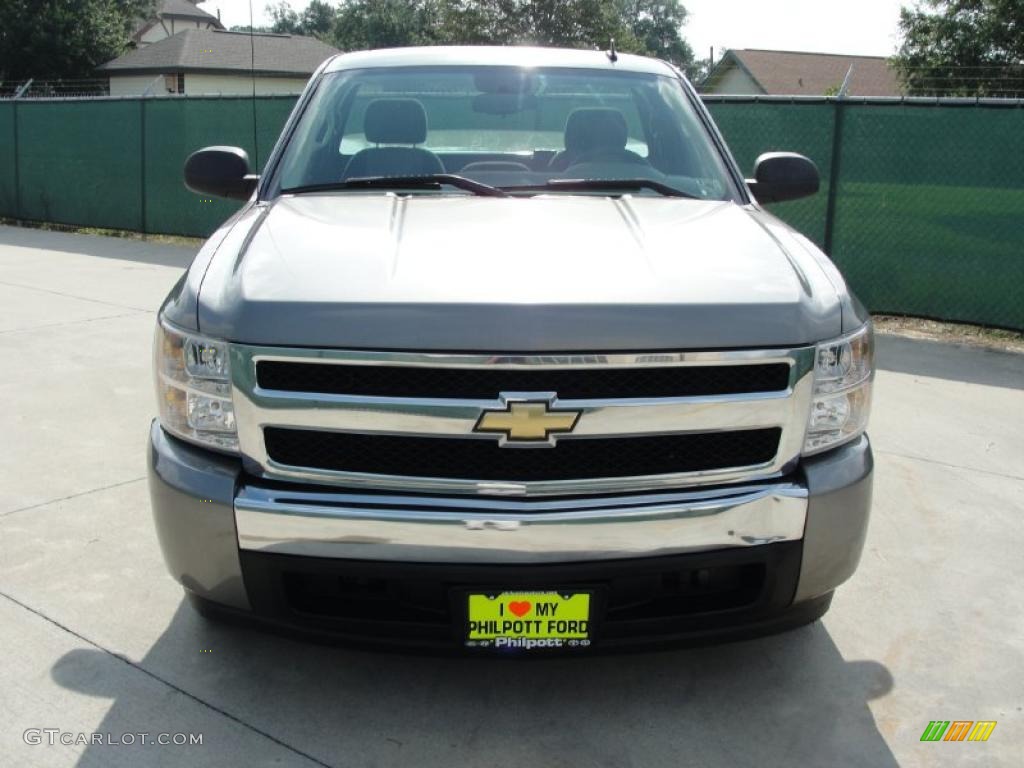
[
  {"xmin": 0, "ymin": 589, "xmax": 335, "ymax": 768},
  {"xmin": 875, "ymin": 448, "xmax": 1024, "ymax": 482},
  {"xmin": 0, "ymin": 278, "xmax": 153, "ymax": 313},
  {"xmin": 0, "ymin": 477, "xmax": 148, "ymax": 518}
]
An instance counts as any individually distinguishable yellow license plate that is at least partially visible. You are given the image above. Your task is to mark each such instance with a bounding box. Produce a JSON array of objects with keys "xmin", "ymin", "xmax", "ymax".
[{"xmin": 466, "ymin": 591, "xmax": 591, "ymax": 650}]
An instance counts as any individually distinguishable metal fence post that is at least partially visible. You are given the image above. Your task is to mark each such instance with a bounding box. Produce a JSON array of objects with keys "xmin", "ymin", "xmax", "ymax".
[
  {"xmin": 140, "ymin": 97, "xmax": 147, "ymax": 234},
  {"xmin": 823, "ymin": 67, "xmax": 853, "ymax": 257},
  {"xmin": 823, "ymin": 96, "xmax": 847, "ymax": 256},
  {"xmin": 12, "ymin": 98, "xmax": 20, "ymax": 219},
  {"xmin": 10, "ymin": 79, "xmax": 33, "ymax": 221}
]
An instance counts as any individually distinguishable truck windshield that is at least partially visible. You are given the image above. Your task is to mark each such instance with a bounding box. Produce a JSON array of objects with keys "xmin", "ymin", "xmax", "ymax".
[{"xmin": 272, "ymin": 66, "xmax": 736, "ymax": 200}]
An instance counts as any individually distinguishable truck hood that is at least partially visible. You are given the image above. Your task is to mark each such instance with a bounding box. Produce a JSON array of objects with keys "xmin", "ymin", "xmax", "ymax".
[{"xmin": 197, "ymin": 194, "xmax": 843, "ymax": 350}]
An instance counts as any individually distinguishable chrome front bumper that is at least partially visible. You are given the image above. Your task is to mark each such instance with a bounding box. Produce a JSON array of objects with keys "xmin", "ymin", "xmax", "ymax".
[
  {"xmin": 234, "ymin": 483, "xmax": 808, "ymax": 563},
  {"xmin": 149, "ymin": 421, "xmax": 872, "ymax": 615}
]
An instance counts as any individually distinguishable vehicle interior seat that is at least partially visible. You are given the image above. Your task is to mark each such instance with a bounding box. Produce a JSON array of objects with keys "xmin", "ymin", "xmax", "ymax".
[
  {"xmin": 548, "ymin": 108, "xmax": 647, "ymax": 171},
  {"xmin": 342, "ymin": 99, "xmax": 444, "ymax": 178}
]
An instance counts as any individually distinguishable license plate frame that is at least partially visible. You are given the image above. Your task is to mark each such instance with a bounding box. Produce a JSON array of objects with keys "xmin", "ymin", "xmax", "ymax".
[{"xmin": 462, "ymin": 589, "xmax": 595, "ymax": 651}]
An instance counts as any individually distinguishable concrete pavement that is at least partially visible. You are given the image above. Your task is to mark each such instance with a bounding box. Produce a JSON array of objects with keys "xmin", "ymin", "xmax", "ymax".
[{"xmin": 0, "ymin": 224, "xmax": 1021, "ymax": 767}]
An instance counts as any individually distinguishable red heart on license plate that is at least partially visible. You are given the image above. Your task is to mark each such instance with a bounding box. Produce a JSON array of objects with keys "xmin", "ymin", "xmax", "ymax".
[{"xmin": 508, "ymin": 601, "xmax": 532, "ymax": 617}]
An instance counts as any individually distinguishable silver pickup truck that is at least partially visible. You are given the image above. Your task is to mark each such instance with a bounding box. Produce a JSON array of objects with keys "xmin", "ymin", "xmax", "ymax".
[{"xmin": 149, "ymin": 46, "xmax": 873, "ymax": 652}]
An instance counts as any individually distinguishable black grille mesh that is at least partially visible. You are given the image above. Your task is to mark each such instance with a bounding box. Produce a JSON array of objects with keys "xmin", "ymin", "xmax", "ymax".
[
  {"xmin": 263, "ymin": 427, "xmax": 782, "ymax": 481},
  {"xmin": 256, "ymin": 361, "xmax": 790, "ymax": 399}
]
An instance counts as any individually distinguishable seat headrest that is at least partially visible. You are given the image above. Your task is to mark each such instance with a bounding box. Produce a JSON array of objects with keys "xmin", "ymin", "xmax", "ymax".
[
  {"xmin": 363, "ymin": 99, "xmax": 429, "ymax": 145},
  {"xmin": 564, "ymin": 108, "xmax": 629, "ymax": 155}
]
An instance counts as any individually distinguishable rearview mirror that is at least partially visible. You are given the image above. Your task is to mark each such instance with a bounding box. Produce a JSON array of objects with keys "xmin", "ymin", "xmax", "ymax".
[
  {"xmin": 474, "ymin": 70, "xmax": 538, "ymax": 95},
  {"xmin": 746, "ymin": 152, "xmax": 819, "ymax": 204},
  {"xmin": 184, "ymin": 146, "xmax": 258, "ymax": 201},
  {"xmin": 473, "ymin": 92, "xmax": 538, "ymax": 115}
]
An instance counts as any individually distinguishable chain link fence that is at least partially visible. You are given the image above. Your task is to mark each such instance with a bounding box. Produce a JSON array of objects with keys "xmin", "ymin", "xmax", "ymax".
[
  {"xmin": 0, "ymin": 94, "xmax": 1021, "ymax": 330},
  {"xmin": 0, "ymin": 79, "xmax": 111, "ymax": 98},
  {"xmin": 0, "ymin": 95, "xmax": 297, "ymax": 238},
  {"xmin": 705, "ymin": 96, "xmax": 1024, "ymax": 330}
]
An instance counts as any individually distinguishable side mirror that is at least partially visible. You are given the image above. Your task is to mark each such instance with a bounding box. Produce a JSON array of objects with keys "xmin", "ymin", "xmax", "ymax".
[
  {"xmin": 184, "ymin": 146, "xmax": 259, "ymax": 200},
  {"xmin": 746, "ymin": 152, "xmax": 819, "ymax": 204}
]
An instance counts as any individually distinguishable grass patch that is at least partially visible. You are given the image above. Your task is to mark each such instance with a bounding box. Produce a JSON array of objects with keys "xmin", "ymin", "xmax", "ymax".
[{"xmin": 874, "ymin": 314, "xmax": 1024, "ymax": 353}]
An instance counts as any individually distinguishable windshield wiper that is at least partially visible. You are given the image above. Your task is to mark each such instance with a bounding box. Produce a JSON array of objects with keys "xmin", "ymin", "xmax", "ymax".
[
  {"xmin": 505, "ymin": 178, "xmax": 699, "ymax": 199},
  {"xmin": 281, "ymin": 174, "xmax": 508, "ymax": 198}
]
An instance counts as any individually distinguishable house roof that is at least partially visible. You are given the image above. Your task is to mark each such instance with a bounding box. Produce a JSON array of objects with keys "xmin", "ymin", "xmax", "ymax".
[
  {"xmin": 133, "ymin": 0, "xmax": 224, "ymax": 39},
  {"xmin": 705, "ymin": 49, "xmax": 903, "ymax": 97},
  {"xmin": 157, "ymin": 0, "xmax": 221, "ymax": 23},
  {"xmin": 101, "ymin": 29, "xmax": 340, "ymax": 77}
]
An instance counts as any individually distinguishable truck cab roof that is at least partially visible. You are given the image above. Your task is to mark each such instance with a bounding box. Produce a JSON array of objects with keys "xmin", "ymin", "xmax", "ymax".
[{"xmin": 323, "ymin": 45, "xmax": 679, "ymax": 77}]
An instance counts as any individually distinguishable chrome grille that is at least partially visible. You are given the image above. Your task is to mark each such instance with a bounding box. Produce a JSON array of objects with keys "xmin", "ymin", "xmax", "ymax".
[
  {"xmin": 231, "ymin": 346, "xmax": 815, "ymax": 496},
  {"xmin": 263, "ymin": 427, "xmax": 782, "ymax": 481},
  {"xmin": 255, "ymin": 360, "xmax": 792, "ymax": 399}
]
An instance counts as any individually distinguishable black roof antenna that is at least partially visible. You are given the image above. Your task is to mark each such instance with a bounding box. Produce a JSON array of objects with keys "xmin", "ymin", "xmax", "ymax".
[{"xmin": 606, "ymin": 38, "xmax": 618, "ymax": 63}]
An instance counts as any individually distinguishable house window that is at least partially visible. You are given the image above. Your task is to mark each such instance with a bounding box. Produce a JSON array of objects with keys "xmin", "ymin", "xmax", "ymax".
[{"xmin": 164, "ymin": 73, "xmax": 184, "ymax": 94}]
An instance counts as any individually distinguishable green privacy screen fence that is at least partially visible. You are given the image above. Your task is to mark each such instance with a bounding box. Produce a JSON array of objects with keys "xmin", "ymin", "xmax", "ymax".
[
  {"xmin": 0, "ymin": 96, "xmax": 297, "ymax": 238},
  {"xmin": 0, "ymin": 94, "xmax": 1022, "ymax": 330},
  {"xmin": 705, "ymin": 96, "xmax": 1024, "ymax": 332}
]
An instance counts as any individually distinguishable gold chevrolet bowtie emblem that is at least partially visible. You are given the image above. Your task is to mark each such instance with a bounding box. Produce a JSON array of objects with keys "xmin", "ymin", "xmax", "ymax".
[{"xmin": 475, "ymin": 400, "xmax": 581, "ymax": 445}]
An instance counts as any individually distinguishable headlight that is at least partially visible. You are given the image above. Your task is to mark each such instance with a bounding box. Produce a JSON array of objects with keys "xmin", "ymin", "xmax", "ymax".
[
  {"xmin": 154, "ymin": 318, "xmax": 238, "ymax": 452},
  {"xmin": 803, "ymin": 324, "xmax": 873, "ymax": 455}
]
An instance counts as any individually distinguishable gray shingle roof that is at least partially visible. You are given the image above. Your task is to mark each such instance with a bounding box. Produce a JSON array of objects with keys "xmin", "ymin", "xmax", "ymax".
[
  {"xmin": 157, "ymin": 0, "xmax": 220, "ymax": 23},
  {"xmin": 132, "ymin": 0, "xmax": 224, "ymax": 38},
  {"xmin": 706, "ymin": 49, "xmax": 903, "ymax": 97},
  {"xmin": 101, "ymin": 29, "xmax": 340, "ymax": 76}
]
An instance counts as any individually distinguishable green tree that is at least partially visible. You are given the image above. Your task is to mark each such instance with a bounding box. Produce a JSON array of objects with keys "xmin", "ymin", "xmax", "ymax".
[
  {"xmin": 300, "ymin": 0, "xmax": 338, "ymax": 38},
  {"xmin": 616, "ymin": 0, "xmax": 695, "ymax": 70},
  {"xmin": 267, "ymin": 0, "xmax": 336, "ymax": 38},
  {"xmin": 332, "ymin": 0, "xmax": 438, "ymax": 49},
  {"xmin": 501, "ymin": 0, "xmax": 622, "ymax": 49},
  {"xmin": 894, "ymin": 0, "xmax": 1024, "ymax": 96},
  {"xmin": 0, "ymin": 0, "xmax": 155, "ymax": 82},
  {"xmin": 326, "ymin": 0, "xmax": 695, "ymax": 73},
  {"xmin": 267, "ymin": 1, "xmax": 301, "ymax": 33}
]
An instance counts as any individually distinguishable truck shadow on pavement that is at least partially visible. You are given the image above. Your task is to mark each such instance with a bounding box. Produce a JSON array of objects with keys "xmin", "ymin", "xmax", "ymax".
[
  {"xmin": 875, "ymin": 334, "xmax": 1024, "ymax": 390},
  {"xmin": 53, "ymin": 599, "xmax": 898, "ymax": 768}
]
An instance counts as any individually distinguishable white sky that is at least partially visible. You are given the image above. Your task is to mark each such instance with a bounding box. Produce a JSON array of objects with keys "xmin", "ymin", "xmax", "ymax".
[
  {"xmin": 208, "ymin": 0, "xmax": 907, "ymax": 59},
  {"xmin": 206, "ymin": 0, "xmax": 285, "ymax": 29},
  {"xmin": 684, "ymin": 0, "xmax": 905, "ymax": 60}
]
